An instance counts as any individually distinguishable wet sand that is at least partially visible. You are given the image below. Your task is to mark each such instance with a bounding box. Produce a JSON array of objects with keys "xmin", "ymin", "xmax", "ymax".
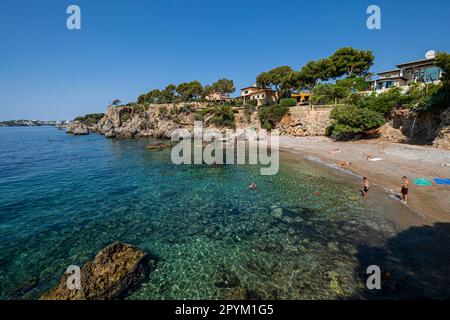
[{"xmin": 278, "ymin": 136, "xmax": 450, "ymax": 228}]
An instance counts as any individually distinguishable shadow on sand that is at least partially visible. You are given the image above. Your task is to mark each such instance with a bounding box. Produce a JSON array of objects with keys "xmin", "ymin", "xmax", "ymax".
[{"xmin": 352, "ymin": 222, "xmax": 450, "ymax": 299}]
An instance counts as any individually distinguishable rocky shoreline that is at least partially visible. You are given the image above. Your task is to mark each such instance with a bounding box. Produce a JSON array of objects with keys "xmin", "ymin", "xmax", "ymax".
[{"xmin": 64, "ymin": 103, "xmax": 450, "ymax": 150}]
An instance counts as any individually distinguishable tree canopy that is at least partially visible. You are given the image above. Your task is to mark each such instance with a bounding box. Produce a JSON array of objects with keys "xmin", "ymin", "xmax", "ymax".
[
  {"xmin": 435, "ymin": 52, "xmax": 450, "ymax": 82},
  {"xmin": 176, "ymin": 81, "xmax": 203, "ymax": 102},
  {"xmin": 211, "ymin": 78, "xmax": 235, "ymax": 97},
  {"xmin": 298, "ymin": 48, "xmax": 374, "ymax": 91},
  {"xmin": 329, "ymin": 47, "xmax": 374, "ymax": 77},
  {"xmin": 256, "ymin": 66, "xmax": 299, "ymax": 97}
]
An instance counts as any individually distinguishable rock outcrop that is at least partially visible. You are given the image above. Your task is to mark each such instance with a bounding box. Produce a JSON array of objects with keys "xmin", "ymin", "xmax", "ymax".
[
  {"xmin": 40, "ymin": 242, "xmax": 155, "ymax": 300},
  {"xmin": 379, "ymin": 106, "xmax": 450, "ymax": 150},
  {"xmin": 66, "ymin": 122, "xmax": 89, "ymax": 135},
  {"xmin": 433, "ymin": 107, "xmax": 450, "ymax": 150},
  {"xmin": 276, "ymin": 107, "xmax": 332, "ymax": 136},
  {"xmin": 95, "ymin": 104, "xmax": 329, "ymax": 140},
  {"xmin": 89, "ymin": 103, "xmax": 450, "ymax": 150}
]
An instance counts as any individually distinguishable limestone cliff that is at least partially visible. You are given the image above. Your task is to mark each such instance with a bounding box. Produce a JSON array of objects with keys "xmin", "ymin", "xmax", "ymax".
[
  {"xmin": 94, "ymin": 104, "xmax": 331, "ymax": 139},
  {"xmin": 276, "ymin": 107, "xmax": 332, "ymax": 137},
  {"xmin": 84, "ymin": 103, "xmax": 449, "ymax": 150},
  {"xmin": 378, "ymin": 106, "xmax": 450, "ymax": 150}
]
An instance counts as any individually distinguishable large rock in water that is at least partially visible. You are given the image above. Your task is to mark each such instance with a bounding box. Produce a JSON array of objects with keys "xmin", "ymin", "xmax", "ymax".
[
  {"xmin": 40, "ymin": 243, "xmax": 154, "ymax": 300},
  {"xmin": 73, "ymin": 126, "xmax": 89, "ymax": 135}
]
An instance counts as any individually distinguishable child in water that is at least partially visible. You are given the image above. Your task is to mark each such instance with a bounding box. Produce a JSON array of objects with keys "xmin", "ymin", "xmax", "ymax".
[{"xmin": 362, "ymin": 177, "xmax": 370, "ymax": 197}]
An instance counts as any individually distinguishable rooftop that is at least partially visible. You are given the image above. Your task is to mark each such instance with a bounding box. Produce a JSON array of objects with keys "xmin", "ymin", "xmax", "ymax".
[{"xmin": 396, "ymin": 57, "xmax": 436, "ymax": 68}]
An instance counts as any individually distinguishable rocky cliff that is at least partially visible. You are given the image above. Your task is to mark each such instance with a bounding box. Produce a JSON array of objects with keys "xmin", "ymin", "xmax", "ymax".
[
  {"xmin": 93, "ymin": 104, "xmax": 331, "ymax": 139},
  {"xmin": 276, "ymin": 107, "xmax": 332, "ymax": 137},
  {"xmin": 379, "ymin": 106, "xmax": 450, "ymax": 150},
  {"xmin": 80, "ymin": 103, "xmax": 449, "ymax": 150}
]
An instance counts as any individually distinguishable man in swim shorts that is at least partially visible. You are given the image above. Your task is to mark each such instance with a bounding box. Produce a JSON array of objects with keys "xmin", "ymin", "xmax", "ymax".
[{"xmin": 401, "ymin": 176, "xmax": 409, "ymax": 204}]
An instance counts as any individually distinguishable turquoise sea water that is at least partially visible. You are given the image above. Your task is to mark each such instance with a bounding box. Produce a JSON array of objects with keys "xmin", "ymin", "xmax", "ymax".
[{"xmin": 0, "ymin": 126, "xmax": 447, "ymax": 299}]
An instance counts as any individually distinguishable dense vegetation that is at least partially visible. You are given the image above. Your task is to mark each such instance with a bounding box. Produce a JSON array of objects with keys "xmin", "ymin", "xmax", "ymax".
[
  {"xmin": 255, "ymin": 48, "xmax": 374, "ymax": 98},
  {"xmin": 74, "ymin": 113, "xmax": 105, "ymax": 125},
  {"xmin": 137, "ymin": 78, "xmax": 235, "ymax": 105},
  {"xmin": 312, "ymin": 76, "xmax": 371, "ymax": 105},
  {"xmin": 327, "ymin": 52, "xmax": 450, "ymax": 138},
  {"xmin": 210, "ymin": 106, "xmax": 235, "ymax": 128},
  {"xmin": 100, "ymin": 48, "xmax": 449, "ymax": 137},
  {"xmin": 258, "ymin": 104, "xmax": 289, "ymax": 130}
]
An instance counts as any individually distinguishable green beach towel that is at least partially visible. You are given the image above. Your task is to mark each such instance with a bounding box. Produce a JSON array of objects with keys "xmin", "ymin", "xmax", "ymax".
[{"xmin": 413, "ymin": 178, "xmax": 432, "ymax": 186}]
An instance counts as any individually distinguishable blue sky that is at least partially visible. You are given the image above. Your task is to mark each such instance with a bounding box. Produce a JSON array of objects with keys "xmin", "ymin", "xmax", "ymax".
[{"xmin": 0, "ymin": 0, "xmax": 449, "ymax": 120}]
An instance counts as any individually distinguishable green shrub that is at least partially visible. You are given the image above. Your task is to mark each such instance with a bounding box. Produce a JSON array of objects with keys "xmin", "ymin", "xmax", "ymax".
[
  {"xmin": 246, "ymin": 99, "xmax": 258, "ymax": 107},
  {"xmin": 170, "ymin": 105, "xmax": 180, "ymax": 115},
  {"xmin": 312, "ymin": 83, "xmax": 349, "ymax": 105},
  {"xmin": 357, "ymin": 88, "xmax": 407, "ymax": 116},
  {"xmin": 328, "ymin": 105, "xmax": 385, "ymax": 137},
  {"xmin": 244, "ymin": 104, "xmax": 256, "ymax": 122},
  {"xmin": 279, "ymin": 98, "xmax": 297, "ymax": 107},
  {"xmin": 131, "ymin": 104, "xmax": 148, "ymax": 114},
  {"xmin": 73, "ymin": 113, "xmax": 105, "ymax": 125},
  {"xmin": 180, "ymin": 104, "xmax": 195, "ymax": 113},
  {"xmin": 195, "ymin": 108, "xmax": 213, "ymax": 120},
  {"xmin": 120, "ymin": 113, "xmax": 131, "ymax": 123},
  {"xmin": 421, "ymin": 84, "xmax": 450, "ymax": 112},
  {"xmin": 233, "ymin": 99, "xmax": 243, "ymax": 107},
  {"xmin": 410, "ymin": 83, "xmax": 450, "ymax": 113},
  {"xmin": 210, "ymin": 106, "xmax": 235, "ymax": 128},
  {"xmin": 258, "ymin": 104, "xmax": 289, "ymax": 130}
]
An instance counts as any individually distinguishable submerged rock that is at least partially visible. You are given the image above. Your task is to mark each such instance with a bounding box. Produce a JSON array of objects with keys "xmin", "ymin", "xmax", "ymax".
[
  {"xmin": 270, "ymin": 207, "xmax": 283, "ymax": 219},
  {"xmin": 223, "ymin": 287, "xmax": 248, "ymax": 300},
  {"xmin": 40, "ymin": 242, "xmax": 155, "ymax": 300},
  {"xmin": 214, "ymin": 265, "xmax": 242, "ymax": 289},
  {"xmin": 145, "ymin": 142, "xmax": 171, "ymax": 150}
]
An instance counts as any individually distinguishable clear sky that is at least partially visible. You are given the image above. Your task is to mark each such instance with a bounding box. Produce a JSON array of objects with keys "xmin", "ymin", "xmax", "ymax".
[{"xmin": 1, "ymin": 0, "xmax": 449, "ymax": 121}]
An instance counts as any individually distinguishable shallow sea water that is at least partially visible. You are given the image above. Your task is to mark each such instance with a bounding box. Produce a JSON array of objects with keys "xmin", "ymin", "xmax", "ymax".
[{"xmin": 0, "ymin": 127, "xmax": 428, "ymax": 299}]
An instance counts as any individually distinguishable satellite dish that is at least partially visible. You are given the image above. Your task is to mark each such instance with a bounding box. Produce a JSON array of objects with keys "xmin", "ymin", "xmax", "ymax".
[{"xmin": 425, "ymin": 50, "xmax": 436, "ymax": 59}]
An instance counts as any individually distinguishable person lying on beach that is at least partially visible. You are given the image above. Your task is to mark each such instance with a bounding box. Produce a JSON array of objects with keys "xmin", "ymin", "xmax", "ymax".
[
  {"xmin": 338, "ymin": 161, "xmax": 352, "ymax": 167},
  {"xmin": 401, "ymin": 176, "xmax": 409, "ymax": 204},
  {"xmin": 331, "ymin": 148, "xmax": 341, "ymax": 154},
  {"xmin": 362, "ymin": 177, "xmax": 370, "ymax": 197},
  {"xmin": 249, "ymin": 183, "xmax": 257, "ymax": 190}
]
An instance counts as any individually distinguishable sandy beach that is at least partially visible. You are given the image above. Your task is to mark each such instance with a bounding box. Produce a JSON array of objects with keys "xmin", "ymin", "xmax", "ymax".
[{"xmin": 279, "ymin": 136, "xmax": 450, "ymax": 227}]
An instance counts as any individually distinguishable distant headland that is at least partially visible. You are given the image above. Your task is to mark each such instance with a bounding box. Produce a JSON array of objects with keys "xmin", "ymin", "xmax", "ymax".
[{"xmin": 0, "ymin": 120, "xmax": 68, "ymax": 127}]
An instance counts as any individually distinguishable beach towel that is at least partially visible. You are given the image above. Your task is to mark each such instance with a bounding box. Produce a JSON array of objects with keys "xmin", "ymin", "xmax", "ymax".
[
  {"xmin": 413, "ymin": 178, "xmax": 432, "ymax": 186},
  {"xmin": 368, "ymin": 158, "xmax": 383, "ymax": 162},
  {"xmin": 434, "ymin": 178, "xmax": 450, "ymax": 185}
]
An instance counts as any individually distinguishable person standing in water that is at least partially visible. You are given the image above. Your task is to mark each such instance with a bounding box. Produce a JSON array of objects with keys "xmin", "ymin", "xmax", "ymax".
[
  {"xmin": 362, "ymin": 177, "xmax": 370, "ymax": 197},
  {"xmin": 401, "ymin": 176, "xmax": 409, "ymax": 204}
]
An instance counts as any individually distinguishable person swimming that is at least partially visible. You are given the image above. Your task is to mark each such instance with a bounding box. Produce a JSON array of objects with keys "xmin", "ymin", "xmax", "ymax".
[
  {"xmin": 249, "ymin": 182, "xmax": 257, "ymax": 190},
  {"xmin": 362, "ymin": 177, "xmax": 370, "ymax": 197},
  {"xmin": 401, "ymin": 176, "xmax": 409, "ymax": 204}
]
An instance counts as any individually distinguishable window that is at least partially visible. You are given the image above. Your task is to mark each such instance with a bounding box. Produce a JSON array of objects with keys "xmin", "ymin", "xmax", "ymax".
[
  {"xmin": 385, "ymin": 81, "xmax": 395, "ymax": 89},
  {"xmin": 426, "ymin": 66, "xmax": 441, "ymax": 82},
  {"xmin": 414, "ymin": 69, "xmax": 426, "ymax": 82},
  {"xmin": 413, "ymin": 67, "xmax": 441, "ymax": 83}
]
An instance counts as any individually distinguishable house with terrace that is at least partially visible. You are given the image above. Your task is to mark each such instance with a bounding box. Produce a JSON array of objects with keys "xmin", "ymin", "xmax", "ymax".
[
  {"xmin": 371, "ymin": 51, "xmax": 443, "ymax": 93},
  {"xmin": 240, "ymin": 86, "xmax": 279, "ymax": 106}
]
